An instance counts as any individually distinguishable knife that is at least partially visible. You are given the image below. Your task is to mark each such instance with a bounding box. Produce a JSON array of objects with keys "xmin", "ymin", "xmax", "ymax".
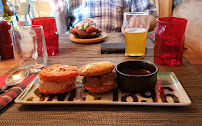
[
  {"xmin": 18, "ymin": 75, "xmax": 39, "ymax": 101},
  {"xmin": 0, "ymin": 85, "xmax": 8, "ymax": 95}
]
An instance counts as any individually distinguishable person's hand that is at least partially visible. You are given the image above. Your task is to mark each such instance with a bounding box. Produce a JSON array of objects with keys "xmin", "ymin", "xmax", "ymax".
[
  {"xmin": 49, "ymin": 0, "xmax": 67, "ymax": 12},
  {"xmin": 121, "ymin": 16, "xmax": 148, "ymax": 34},
  {"xmin": 121, "ymin": 15, "xmax": 156, "ymax": 34}
]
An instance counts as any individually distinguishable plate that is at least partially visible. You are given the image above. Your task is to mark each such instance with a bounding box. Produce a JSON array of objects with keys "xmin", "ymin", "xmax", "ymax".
[
  {"xmin": 73, "ymin": 32, "xmax": 102, "ymax": 39},
  {"xmin": 69, "ymin": 32, "xmax": 107, "ymax": 43},
  {"xmin": 15, "ymin": 72, "xmax": 191, "ymax": 106}
]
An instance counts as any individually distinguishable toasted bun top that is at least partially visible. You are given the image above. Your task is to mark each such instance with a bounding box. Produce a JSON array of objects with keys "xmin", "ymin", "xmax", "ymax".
[
  {"xmin": 78, "ymin": 61, "xmax": 115, "ymax": 76},
  {"xmin": 39, "ymin": 64, "xmax": 78, "ymax": 82}
]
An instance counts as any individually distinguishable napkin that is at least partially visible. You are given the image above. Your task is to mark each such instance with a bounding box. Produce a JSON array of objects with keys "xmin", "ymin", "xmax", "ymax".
[
  {"xmin": 0, "ymin": 74, "xmax": 38, "ymax": 110},
  {"xmin": 0, "ymin": 75, "xmax": 9, "ymax": 91},
  {"xmin": 101, "ymin": 43, "xmax": 125, "ymax": 54}
]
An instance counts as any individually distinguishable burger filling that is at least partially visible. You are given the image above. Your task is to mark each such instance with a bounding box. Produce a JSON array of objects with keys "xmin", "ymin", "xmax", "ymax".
[
  {"xmin": 39, "ymin": 78, "xmax": 75, "ymax": 93},
  {"xmin": 82, "ymin": 72, "xmax": 115, "ymax": 87}
]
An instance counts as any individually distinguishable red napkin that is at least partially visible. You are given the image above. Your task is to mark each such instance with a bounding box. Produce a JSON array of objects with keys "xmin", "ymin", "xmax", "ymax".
[
  {"xmin": 0, "ymin": 74, "xmax": 38, "ymax": 110},
  {"xmin": 0, "ymin": 75, "xmax": 8, "ymax": 87}
]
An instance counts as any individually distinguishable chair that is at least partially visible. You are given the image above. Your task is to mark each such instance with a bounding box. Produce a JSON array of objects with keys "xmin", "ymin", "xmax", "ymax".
[
  {"xmin": 31, "ymin": 1, "xmax": 52, "ymax": 18},
  {"xmin": 9, "ymin": 0, "xmax": 20, "ymax": 13},
  {"xmin": 17, "ymin": 2, "xmax": 30, "ymax": 26},
  {"xmin": 153, "ymin": 0, "xmax": 173, "ymax": 17}
]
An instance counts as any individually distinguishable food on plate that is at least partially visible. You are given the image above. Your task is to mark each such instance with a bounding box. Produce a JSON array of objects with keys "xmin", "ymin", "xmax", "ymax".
[
  {"xmin": 78, "ymin": 61, "xmax": 117, "ymax": 93},
  {"xmin": 70, "ymin": 18, "xmax": 101, "ymax": 36},
  {"xmin": 85, "ymin": 25, "xmax": 101, "ymax": 34},
  {"xmin": 83, "ymin": 18, "xmax": 95, "ymax": 26},
  {"xmin": 38, "ymin": 64, "xmax": 78, "ymax": 94},
  {"xmin": 73, "ymin": 28, "xmax": 89, "ymax": 35}
]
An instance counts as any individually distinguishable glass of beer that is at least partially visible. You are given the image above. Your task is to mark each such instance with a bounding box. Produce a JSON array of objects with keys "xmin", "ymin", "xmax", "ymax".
[{"xmin": 122, "ymin": 12, "xmax": 149, "ymax": 56}]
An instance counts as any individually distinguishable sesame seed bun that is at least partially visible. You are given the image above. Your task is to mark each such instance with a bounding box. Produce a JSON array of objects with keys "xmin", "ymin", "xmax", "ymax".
[
  {"xmin": 79, "ymin": 62, "xmax": 116, "ymax": 93},
  {"xmin": 78, "ymin": 61, "xmax": 115, "ymax": 76}
]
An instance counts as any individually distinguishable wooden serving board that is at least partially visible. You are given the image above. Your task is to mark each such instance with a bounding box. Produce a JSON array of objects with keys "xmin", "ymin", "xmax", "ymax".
[{"xmin": 69, "ymin": 32, "xmax": 107, "ymax": 43}]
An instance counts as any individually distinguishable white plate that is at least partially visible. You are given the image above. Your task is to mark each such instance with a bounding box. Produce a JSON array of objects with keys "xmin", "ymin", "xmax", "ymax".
[{"xmin": 15, "ymin": 72, "xmax": 191, "ymax": 106}]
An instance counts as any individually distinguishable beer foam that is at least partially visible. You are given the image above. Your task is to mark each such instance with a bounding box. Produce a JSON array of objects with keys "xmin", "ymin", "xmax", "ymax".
[{"xmin": 125, "ymin": 28, "xmax": 147, "ymax": 33}]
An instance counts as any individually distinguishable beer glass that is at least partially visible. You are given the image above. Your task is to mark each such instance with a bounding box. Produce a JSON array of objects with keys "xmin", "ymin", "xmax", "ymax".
[
  {"xmin": 122, "ymin": 12, "xmax": 149, "ymax": 56},
  {"xmin": 10, "ymin": 25, "xmax": 48, "ymax": 73}
]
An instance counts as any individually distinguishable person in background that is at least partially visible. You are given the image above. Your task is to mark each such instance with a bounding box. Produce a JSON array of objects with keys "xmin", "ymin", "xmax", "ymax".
[
  {"xmin": 66, "ymin": 0, "xmax": 157, "ymax": 33},
  {"xmin": 49, "ymin": 0, "xmax": 68, "ymax": 35},
  {"xmin": 173, "ymin": 0, "xmax": 184, "ymax": 9},
  {"xmin": 173, "ymin": 0, "xmax": 202, "ymax": 55}
]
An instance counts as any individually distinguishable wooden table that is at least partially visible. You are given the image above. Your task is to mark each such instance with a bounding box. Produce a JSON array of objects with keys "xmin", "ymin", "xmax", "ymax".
[
  {"xmin": 1, "ymin": 33, "xmax": 202, "ymax": 125},
  {"xmin": 0, "ymin": 33, "xmax": 201, "ymax": 75}
]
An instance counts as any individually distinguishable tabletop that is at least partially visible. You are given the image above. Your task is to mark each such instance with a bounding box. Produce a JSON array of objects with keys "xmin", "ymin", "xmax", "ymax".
[{"xmin": 0, "ymin": 33, "xmax": 202, "ymax": 125}]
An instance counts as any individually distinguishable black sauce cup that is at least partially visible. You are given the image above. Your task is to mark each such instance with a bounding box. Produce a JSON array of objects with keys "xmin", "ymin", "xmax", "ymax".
[{"xmin": 115, "ymin": 61, "xmax": 158, "ymax": 93}]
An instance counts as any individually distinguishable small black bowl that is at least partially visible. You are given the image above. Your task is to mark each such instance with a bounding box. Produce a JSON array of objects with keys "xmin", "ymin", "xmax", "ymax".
[
  {"xmin": 74, "ymin": 31, "xmax": 102, "ymax": 39},
  {"xmin": 115, "ymin": 60, "xmax": 158, "ymax": 93}
]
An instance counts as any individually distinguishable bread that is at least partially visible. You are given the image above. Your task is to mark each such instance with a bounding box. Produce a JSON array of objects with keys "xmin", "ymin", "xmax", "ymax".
[
  {"xmin": 79, "ymin": 61, "xmax": 115, "ymax": 76},
  {"xmin": 79, "ymin": 62, "xmax": 117, "ymax": 93},
  {"xmin": 39, "ymin": 64, "xmax": 78, "ymax": 94}
]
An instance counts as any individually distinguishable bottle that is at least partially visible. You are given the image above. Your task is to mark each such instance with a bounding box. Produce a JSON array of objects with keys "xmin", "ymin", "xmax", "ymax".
[
  {"xmin": 0, "ymin": 0, "xmax": 15, "ymax": 59},
  {"xmin": 0, "ymin": 19, "xmax": 14, "ymax": 59},
  {"xmin": 1, "ymin": 0, "xmax": 16, "ymax": 26},
  {"xmin": 2, "ymin": 0, "xmax": 14, "ymax": 17}
]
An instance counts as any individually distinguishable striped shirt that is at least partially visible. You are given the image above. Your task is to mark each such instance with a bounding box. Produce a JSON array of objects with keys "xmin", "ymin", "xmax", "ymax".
[
  {"xmin": 66, "ymin": 0, "xmax": 157, "ymax": 32},
  {"xmin": 173, "ymin": 0, "xmax": 184, "ymax": 8}
]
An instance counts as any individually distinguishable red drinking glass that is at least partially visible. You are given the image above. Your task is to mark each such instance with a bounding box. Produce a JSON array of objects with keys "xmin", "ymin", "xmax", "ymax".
[
  {"xmin": 154, "ymin": 17, "xmax": 187, "ymax": 66},
  {"xmin": 31, "ymin": 17, "xmax": 59, "ymax": 56}
]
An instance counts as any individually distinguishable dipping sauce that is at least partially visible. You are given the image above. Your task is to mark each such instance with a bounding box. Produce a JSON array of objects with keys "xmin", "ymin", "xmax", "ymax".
[{"xmin": 123, "ymin": 69, "xmax": 152, "ymax": 75}]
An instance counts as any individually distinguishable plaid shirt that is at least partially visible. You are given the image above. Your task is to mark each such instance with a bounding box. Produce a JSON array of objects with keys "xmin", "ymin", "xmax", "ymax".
[{"xmin": 66, "ymin": 0, "xmax": 157, "ymax": 32}]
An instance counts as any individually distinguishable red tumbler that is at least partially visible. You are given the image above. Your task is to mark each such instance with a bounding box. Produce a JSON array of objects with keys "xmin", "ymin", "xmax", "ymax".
[
  {"xmin": 154, "ymin": 17, "xmax": 187, "ymax": 66},
  {"xmin": 0, "ymin": 20, "xmax": 14, "ymax": 59},
  {"xmin": 31, "ymin": 17, "xmax": 59, "ymax": 56}
]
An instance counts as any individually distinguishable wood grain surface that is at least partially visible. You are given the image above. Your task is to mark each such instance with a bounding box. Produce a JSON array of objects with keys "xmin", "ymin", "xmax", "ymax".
[
  {"xmin": 1, "ymin": 33, "xmax": 202, "ymax": 125},
  {"xmin": 0, "ymin": 32, "xmax": 202, "ymax": 75}
]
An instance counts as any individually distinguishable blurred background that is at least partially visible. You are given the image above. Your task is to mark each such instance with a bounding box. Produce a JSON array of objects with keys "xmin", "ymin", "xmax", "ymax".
[{"xmin": 2, "ymin": 0, "xmax": 52, "ymax": 26}]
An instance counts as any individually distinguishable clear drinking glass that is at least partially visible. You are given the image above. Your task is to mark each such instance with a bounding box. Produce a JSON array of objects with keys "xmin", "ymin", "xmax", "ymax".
[
  {"xmin": 122, "ymin": 12, "xmax": 149, "ymax": 57},
  {"xmin": 10, "ymin": 25, "xmax": 48, "ymax": 73},
  {"xmin": 31, "ymin": 17, "xmax": 59, "ymax": 56}
]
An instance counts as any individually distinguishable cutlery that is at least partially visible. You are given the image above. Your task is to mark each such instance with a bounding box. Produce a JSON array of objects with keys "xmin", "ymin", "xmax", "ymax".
[
  {"xmin": 0, "ymin": 69, "xmax": 29, "ymax": 94},
  {"xmin": 18, "ymin": 75, "xmax": 39, "ymax": 101}
]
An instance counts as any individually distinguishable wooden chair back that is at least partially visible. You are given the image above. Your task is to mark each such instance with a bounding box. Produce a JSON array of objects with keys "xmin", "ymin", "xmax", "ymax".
[
  {"xmin": 17, "ymin": 2, "xmax": 30, "ymax": 26},
  {"xmin": 18, "ymin": 2, "xmax": 29, "ymax": 15},
  {"xmin": 32, "ymin": 1, "xmax": 52, "ymax": 18},
  {"xmin": 153, "ymin": 0, "xmax": 173, "ymax": 17}
]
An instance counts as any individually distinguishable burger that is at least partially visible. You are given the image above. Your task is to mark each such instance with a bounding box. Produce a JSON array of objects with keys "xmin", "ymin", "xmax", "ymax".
[
  {"xmin": 38, "ymin": 64, "xmax": 78, "ymax": 94},
  {"xmin": 78, "ymin": 61, "xmax": 117, "ymax": 93}
]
